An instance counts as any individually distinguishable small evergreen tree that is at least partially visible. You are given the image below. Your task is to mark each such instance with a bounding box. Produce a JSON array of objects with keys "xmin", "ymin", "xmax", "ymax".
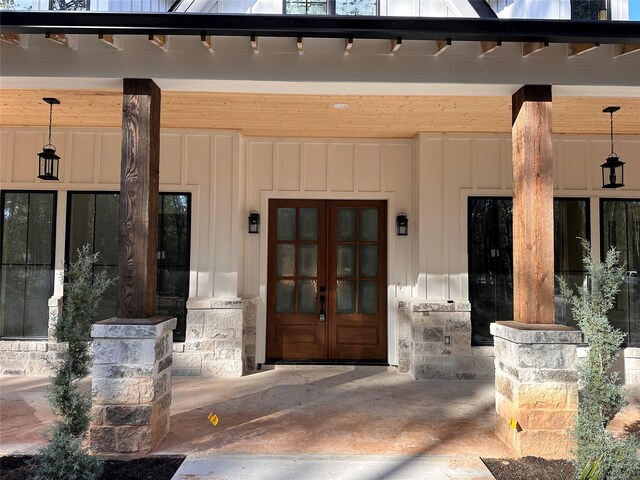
[
  {"xmin": 31, "ymin": 246, "xmax": 113, "ymax": 480},
  {"xmin": 558, "ymin": 240, "xmax": 640, "ymax": 480}
]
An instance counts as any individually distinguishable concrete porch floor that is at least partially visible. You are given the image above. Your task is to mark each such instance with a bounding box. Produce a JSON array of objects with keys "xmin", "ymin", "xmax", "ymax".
[{"xmin": 2, "ymin": 366, "xmax": 638, "ymax": 461}]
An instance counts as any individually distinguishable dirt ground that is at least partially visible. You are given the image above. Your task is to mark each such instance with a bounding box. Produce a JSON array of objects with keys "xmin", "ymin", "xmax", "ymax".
[
  {"xmin": 0, "ymin": 455, "xmax": 185, "ymax": 480},
  {"xmin": 484, "ymin": 456, "xmax": 575, "ymax": 480}
]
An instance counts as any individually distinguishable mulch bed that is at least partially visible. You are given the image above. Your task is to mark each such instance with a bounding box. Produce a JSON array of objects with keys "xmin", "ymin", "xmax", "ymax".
[
  {"xmin": 0, "ymin": 455, "xmax": 185, "ymax": 480},
  {"xmin": 483, "ymin": 456, "xmax": 576, "ymax": 480}
]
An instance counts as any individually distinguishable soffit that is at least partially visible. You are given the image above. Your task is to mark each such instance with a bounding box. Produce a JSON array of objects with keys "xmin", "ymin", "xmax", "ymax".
[{"xmin": 1, "ymin": 89, "xmax": 638, "ymax": 138}]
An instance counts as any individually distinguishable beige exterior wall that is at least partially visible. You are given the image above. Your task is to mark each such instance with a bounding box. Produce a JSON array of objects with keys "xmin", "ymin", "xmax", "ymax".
[{"xmin": 1, "ymin": 127, "xmax": 639, "ymax": 369}]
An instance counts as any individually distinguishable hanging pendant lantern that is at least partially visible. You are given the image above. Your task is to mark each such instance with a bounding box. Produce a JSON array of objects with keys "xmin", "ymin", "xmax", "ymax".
[
  {"xmin": 37, "ymin": 97, "xmax": 61, "ymax": 181},
  {"xmin": 601, "ymin": 106, "xmax": 624, "ymax": 189}
]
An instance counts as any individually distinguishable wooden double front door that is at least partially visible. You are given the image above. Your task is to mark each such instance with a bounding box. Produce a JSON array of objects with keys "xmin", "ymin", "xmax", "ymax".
[{"xmin": 267, "ymin": 199, "xmax": 387, "ymax": 362}]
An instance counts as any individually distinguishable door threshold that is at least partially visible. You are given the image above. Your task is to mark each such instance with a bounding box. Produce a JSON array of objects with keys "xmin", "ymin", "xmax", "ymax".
[{"xmin": 264, "ymin": 359, "xmax": 389, "ymax": 366}]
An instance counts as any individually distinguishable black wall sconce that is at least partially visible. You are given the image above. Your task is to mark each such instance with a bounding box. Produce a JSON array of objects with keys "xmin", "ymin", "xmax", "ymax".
[
  {"xmin": 396, "ymin": 213, "xmax": 408, "ymax": 236},
  {"xmin": 248, "ymin": 210, "xmax": 260, "ymax": 234},
  {"xmin": 601, "ymin": 106, "xmax": 625, "ymax": 189},
  {"xmin": 37, "ymin": 97, "xmax": 61, "ymax": 181}
]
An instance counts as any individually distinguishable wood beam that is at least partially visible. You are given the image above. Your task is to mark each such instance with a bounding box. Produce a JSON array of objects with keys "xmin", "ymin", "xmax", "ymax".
[
  {"xmin": 118, "ymin": 78, "xmax": 161, "ymax": 319},
  {"xmin": 251, "ymin": 34, "xmax": 259, "ymax": 53},
  {"xmin": 149, "ymin": 34, "xmax": 167, "ymax": 51},
  {"xmin": 344, "ymin": 37, "xmax": 353, "ymax": 55},
  {"xmin": 390, "ymin": 37, "xmax": 402, "ymax": 54},
  {"xmin": 297, "ymin": 36, "xmax": 304, "ymax": 54},
  {"xmin": 568, "ymin": 43, "xmax": 599, "ymax": 57},
  {"xmin": 613, "ymin": 44, "xmax": 640, "ymax": 57},
  {"xmin": 480, "ymin": 40, "xmax": 501, "ymax": 55},
  {"xmin": 512, "ymin": 85, "xmax": 554, "ymax": 325},
  {"xmin": 434, "ymin": 39, "xmax": 451, "ymax": 56},
  {"xmin": 201, "ymin": 34, "xmax": 214, "ymax": 52},
  {"xmin": 98, "ymin": 33, "xmax": 123, "ymax": 50},
  {"xmin": 522, "ymin": 41, "xmax": 548, "ymax": 57},
  {"xmin": 45, "ymin": 33, "xmax": 76, "ymax": 49}
]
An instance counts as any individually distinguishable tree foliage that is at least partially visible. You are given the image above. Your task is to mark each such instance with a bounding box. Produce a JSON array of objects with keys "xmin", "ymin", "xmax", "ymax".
[
  {"xmin": 31, "ymin": 246, "xmax": 114, "ymax": 480},
  {"xmin": 558, "ymin": 240, "xmax": 640, "ymax": 480}
]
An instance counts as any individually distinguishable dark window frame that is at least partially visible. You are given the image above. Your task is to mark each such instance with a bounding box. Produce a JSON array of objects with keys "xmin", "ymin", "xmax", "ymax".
[
  {"xmin": 467, "ymin": 195, "xmax": 591, "ymax": 346},
  {"xmin": 0, "ymin": 189, "xmax": 57, "ymax": 340},
  {"xmin": 64, "ymin": 190, "xmax": 192, "ymax": 342}
]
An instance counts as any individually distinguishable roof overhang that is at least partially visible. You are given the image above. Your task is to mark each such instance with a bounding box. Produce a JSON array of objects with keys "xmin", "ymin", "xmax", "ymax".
[{"xmin": 1, "ymin": 12, "xmax": 640, "ymax": 45}]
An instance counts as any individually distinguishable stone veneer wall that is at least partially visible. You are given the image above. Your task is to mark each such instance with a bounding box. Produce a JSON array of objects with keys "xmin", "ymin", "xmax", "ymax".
[
  {"xmin": 408, "ymin": 301, "xmax": 494, "ymax": 380},
  {"xmin": 491, "ymin": 321, "xmax": 581, "ymax": 459},
  {"xmin": 172, "ymin": 298, "xmax": 257, "ymax": 376},
  {"xmin": 90, "ymin": 317, "xmax": 176, "ymax": 454}
]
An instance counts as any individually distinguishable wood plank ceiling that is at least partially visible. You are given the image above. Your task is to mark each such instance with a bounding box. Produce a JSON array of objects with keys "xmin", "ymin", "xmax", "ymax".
[{"xmin": 1, "ymin": 89, "xmax": 638, "ymax": 138}]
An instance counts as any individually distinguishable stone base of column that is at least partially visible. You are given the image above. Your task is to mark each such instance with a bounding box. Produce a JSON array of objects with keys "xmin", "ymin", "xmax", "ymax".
[
  {"xmin": 90, "ymin": 316, "xmax": 176, "ymax": 454},
  {"xmin": 491, "ymin": 321, "xmax": 582, "ymax": 459}
]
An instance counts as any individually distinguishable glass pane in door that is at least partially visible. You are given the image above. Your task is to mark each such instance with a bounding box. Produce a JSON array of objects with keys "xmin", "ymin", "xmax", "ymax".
[
  {"xmin": 360, "ymin": 208, "xmax": 378, "ymax": 241},
  {"xmin": 298, "ymin": 244, "xmax": 317, "ymax": 277},
  {"xmin": 298, "ymin": 280, "xmax": 317, "ymax": 314},
  {"xmin": 277, "ymin": 244, "xmax": 296, "ymax": 277},
  {"xmin": 277, "ymin": 208, "xmax": 297, "ymax": 241},
  {"xmin": 359, "ymin": 280, "xmax": 377, "ymax": 314},
  {"xmin": 337, "ymin": 208, "xmax": 357, "ymax": 241},
  {"xmin": 276, "ymin": 279, "xmax": 296, "ymax": 313},
  {"xmin": 359, "ymin": 245, "xmax": 378, "ymax": 277},
  {"xmin": 337, "ymin": 245, "xmax": 356, "ymax": 277},
  {"xmin": 299, "ymin": 208, "xmax": 319, "ymax": 241},
  {"xmin": 336, "ymin": 280, "xmax": 356, "ymax": 313}
]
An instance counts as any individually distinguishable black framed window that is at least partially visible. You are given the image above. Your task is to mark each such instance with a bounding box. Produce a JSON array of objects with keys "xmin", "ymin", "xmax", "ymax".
[
  {"xmin": 468, "ymin": 197, "xmax": 589, "ymax": 345},
  {"xmin": 49, "ymin": 0, "xmax": 90, "ymax": 10},
  {"xmin": 284, "ymin": 0, "xmax": 377, "ymax": 15},
  {"xmin": 1, "ymin": 191, "xmax": 57, "ymax": 338},
  {"xmin": 66, "ymin": 192, "xmax": 191, "ymax": 342},
  {"xmin": 601, "ymin": 199, "xmax": 640, "ymax": 345}
]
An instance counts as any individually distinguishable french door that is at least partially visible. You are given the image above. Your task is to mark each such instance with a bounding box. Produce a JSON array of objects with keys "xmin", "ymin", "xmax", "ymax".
[{"xmin": 266, "ymin": 199, "xmax": 387, "ymax": 362}]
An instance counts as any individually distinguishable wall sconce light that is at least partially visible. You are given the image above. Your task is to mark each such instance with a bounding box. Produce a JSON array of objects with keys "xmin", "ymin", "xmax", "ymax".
[
  {"xmin": 248, "ymin": 210, "xmax": 260, "ymax": 234},
  {"xmin": 601, "ymin": 106, "xmax": 625, "ymax": 189},
  {"xmin": 396, "ymin": 213, "xmax": 408, "ymax": 236},
  {"xmin": 37, "ymin": 98, "xmax": 61, "ymax": 181}
]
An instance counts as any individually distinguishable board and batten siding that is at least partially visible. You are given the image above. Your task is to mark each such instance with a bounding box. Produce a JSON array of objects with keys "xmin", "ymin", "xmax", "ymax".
[
  {"xmin": 417, "ymin": 133, "xmax": 640, "ymax": 304},
  {"xmin": 0, "ymin": 127, "xmax": 241, "ymax": 301}
]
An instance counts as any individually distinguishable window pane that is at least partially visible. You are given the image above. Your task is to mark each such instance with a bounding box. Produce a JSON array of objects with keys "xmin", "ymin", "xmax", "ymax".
[
  {"xmin": 298, "ymin": 280, "xmax": 317, "ymax": 314},
  {"xmin": 2, "ymin": 193, "xmax": 28, "ymax": 264},
  {"xmin": 23, "ymin": 266, "xmax": 53, "ymax": 337},
  {"xmin": 359, "ymin": 280, "xmax": 377, "ymax": 314},
  {"xmin": 277, "ymin": 244, "xmax": 296, "ymax": 277},
  {"xmin": 602, "ymin": 200, "xmax": 640, "ymax": 344},
  {"xmin": 93, "ymin": 265, "xmax": 117, "ymax": 321},
  {"xmin": 359, "ymin": 208, "xmax": 378, "ymax": 241},
  {"xmin": 337, "ymin": 245, "xmax": 356, "ymax": 277},
  {"xmin": 336, "ymin": 0, "xmax": 377, "ymax": 15},
  {"xmin": 1, "ymin": 192, "xmax": 55, "ymax": 338},
  {"xmin": 94, "ymin": 194, "xmax": 119, "ymax": 266},
  {"xmin": 359, "ymin": 245, "xmax": 378, "ymax": 278},
  {"xmin": 336, "ymin": 280, "xmax": 356, "ymax": 314},
  {"xmin": 337, "ymin": 208, "xmax": 357, "ymax": 241},
  {"xmin": 299, "ymin": 208, "xmax": 318, "ymax": 241},
  {"xmin": 68, "ymin": 193, "xmax": 96, "ymax": 262},
  {"xmin": 298, "ymin": 244, "xmax": 317, "ymax": 277},
  {"xmin": 27, "ymin": 194, "xmax": 54, "ymax": 265},
  {"xmin": 285, "ymin": 0, "xmax": 327, "ymax": 14},
  {"xmin": 468, "ymin": 198, "xmax": 514, "ymax": 345},
  {"xmin": 276, "ymin": 279, "xmax": 295, "ymax": 313},
  {"xmin": 277, "ymin": 208, "xmax": 297, "ymax": 241},
  {"xmin": 554, "ymin": 199, "xmax": 588, "ymax": 326}
]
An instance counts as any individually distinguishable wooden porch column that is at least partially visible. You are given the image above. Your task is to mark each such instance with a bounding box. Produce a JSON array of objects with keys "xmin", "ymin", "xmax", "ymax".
[
  {"xmin": 118, "ymin": 78, "xmax": 161, "ymax": 318},
  {"xmin": 512, "ymin": 85, "xmax": 554, "ymax": 324}
]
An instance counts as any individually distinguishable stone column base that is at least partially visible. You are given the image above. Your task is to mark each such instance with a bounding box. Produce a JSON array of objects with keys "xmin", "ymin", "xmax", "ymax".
[
  {"xmin": 90, "ymin": 316, "xmax": 176, "ymax": 454},
  {"xmin": 491, "ymin": 321, "xmax": 581, "ymax": 459},
  {"xmin": 173, "ymin": 298, "xmax": 257, "ymax": 377}
]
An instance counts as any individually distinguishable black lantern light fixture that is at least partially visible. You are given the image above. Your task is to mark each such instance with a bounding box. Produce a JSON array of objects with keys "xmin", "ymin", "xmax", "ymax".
[
  {"xmin": 248, "ymin": 210, "xmax": 260, "ymax": 234},
  {"xmin": 37, "ymin": 97, "xmax": 61, "ymax": 181},
  {"xmin": 601, "ymin": 106, "xmax": 625, "ymax": 189},
  {"xmin": 396, "ymin": 213, "xmax": 408, "ymax": 236}
]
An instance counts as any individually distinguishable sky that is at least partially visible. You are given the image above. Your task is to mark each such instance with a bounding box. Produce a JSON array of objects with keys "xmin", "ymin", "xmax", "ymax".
[{"xmin": 630, "ymin": 0, "xmax": 640, "ymax": 20}]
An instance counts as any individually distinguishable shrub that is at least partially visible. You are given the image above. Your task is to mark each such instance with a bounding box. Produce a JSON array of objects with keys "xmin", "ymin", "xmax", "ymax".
[
  {"xmin": 558, "ymin": 241, "xmax": 640, "ymax": 480},
  {"xmin": 31, "ymin": 246, "xmax": 113, "ymax": 480}
]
